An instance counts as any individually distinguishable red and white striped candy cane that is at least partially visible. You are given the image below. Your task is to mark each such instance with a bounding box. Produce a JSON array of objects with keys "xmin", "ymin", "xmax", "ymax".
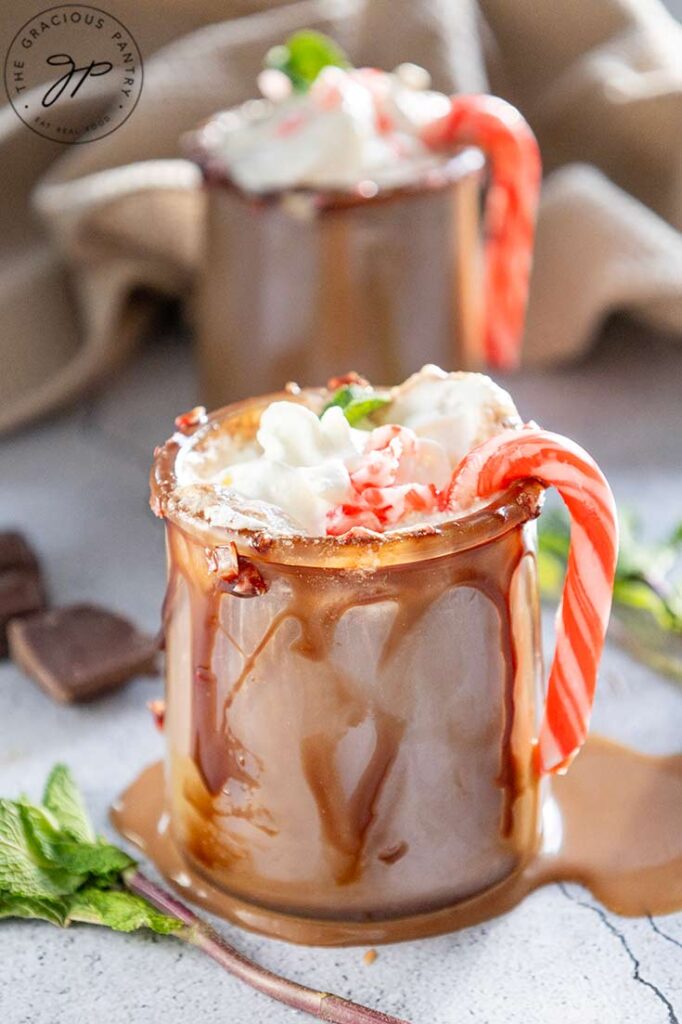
[
  {"xmin": 448, "ymin": 428, "xmax": 618, "ymax": 774},
  {"xmin": 422, "ymin": 96, "xmax": 541, "ymax": 370}
]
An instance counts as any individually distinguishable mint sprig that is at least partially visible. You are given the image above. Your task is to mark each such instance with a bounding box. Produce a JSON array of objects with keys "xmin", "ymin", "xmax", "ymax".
[
  {"xmin": 0, "ymin": 765, "xmax": 172, "ymax": 931},
  {"xmin": 43, "ymin": 762, "xmax": 94, "ymax": 843},
  {"xmin": 538, "ymin": 507, "xmax": 682, "ymax": 681},
  {"xmin": 0, "ymin": 766, "xmax": 408, "ymax": 1024},
  {"xmin": 323, "ymin": 384, "xmax": 390, "ymax": 427},
  {"xmin": 265, "ymin": 30, "xmax": 350, "ymax": 92}
]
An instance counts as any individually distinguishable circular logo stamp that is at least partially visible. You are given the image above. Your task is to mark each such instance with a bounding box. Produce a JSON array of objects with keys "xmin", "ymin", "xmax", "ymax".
[{"xmin": 4, "ymin": 4, "xmax": 143, "ymax": 143}]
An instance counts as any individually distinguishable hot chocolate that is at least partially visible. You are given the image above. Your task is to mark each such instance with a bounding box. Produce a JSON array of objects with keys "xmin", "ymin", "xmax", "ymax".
[
  {"xmin": 112, "ymin": 366, "xmax": 679, "ymax": 943},
  {"xmin": 149, "ymin": 369, "xmax": 542, "ymax": 923}
]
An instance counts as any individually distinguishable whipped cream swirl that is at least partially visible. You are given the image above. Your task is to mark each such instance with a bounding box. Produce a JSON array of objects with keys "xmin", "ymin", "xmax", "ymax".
[{"xmin": 198, "ymin": 64, "xmax": 451, "ymax": 193}]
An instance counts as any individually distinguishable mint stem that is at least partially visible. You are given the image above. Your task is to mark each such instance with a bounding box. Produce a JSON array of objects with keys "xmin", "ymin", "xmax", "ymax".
[{"xmin": 126, "ymin": 870, "xmax": 409, "ymax": 1024}]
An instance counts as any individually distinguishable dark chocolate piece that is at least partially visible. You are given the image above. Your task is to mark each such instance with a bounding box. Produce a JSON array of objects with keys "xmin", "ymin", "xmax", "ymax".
[
  {"xmin": 8, "ymin": 604, "xmax": 158, "ymax": 703},
  {"xmin": 0, "ymin": 531, "xmax": 40, "ymax": 574},
  {"xmin": 0, "ymin": 569, "xmax": 45, "ymax": 657},
  {"xmin": 0, "ymin": 531, "xmax": 46, "ymax": 656}
]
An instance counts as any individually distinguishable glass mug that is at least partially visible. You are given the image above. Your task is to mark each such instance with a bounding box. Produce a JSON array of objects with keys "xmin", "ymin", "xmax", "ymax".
[
  {"xmin": 188, "ymin": 95, "xmax": 540, "ymax": 411},
  {"xmin": 151, "ymin": 392, "xmax": 546, "ymax": 943}
]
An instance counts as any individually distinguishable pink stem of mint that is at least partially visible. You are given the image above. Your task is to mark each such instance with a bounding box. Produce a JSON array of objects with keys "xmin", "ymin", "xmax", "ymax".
[{"xmin": 126, "ymin": 870, "xmax": 410, "ymax": 1024}]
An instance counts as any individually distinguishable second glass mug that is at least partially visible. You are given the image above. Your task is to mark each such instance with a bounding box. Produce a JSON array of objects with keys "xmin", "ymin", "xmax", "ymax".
[
  {"xmin": 189, "ymin": 95, "xmax": 541, "ymax": 409},
  {"xmin": 152, "ymin": 393, "xmax": 547, "ymax": 944}
]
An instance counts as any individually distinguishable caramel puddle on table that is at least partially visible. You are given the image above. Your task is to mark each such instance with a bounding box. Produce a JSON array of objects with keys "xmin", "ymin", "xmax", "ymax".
[{"xmin": 111, "ymin": 735, "xmax": 682, "ymax": 947}]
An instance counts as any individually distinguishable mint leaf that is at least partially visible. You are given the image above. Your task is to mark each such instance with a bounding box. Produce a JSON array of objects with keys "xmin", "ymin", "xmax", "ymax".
[
  {"xmin": 34, "ymin": 765, "xmax": 135, "ymax": 880},
  {"xmin": 343, "ymin": 396, "xmax": 391, "ymax": 426},
  {"xmin": 322, "ymin": 385, "xmax": 390, "ymax": 427},
  {"xmin": 43, "ymin": 764, "xmax": 94, "ymax": 844},
  {"xmin": 323, "ymin": 385, "xmax": 355, "ymax": 412},
  {"xmin": 0, "ymin": 769, "xmax": 178, "ymax": 937},
  {"xmin": 67, "ymin": 886, "xmax": 182, "ymax": 934},
  {"xmin": 0, "ymin": 799, "xmax": 84, "ymax": 898},
  {"xmin": 0, "ymin": 886, "xmax": 181, "ymax": 934},
  {"xmin": 61, "ymin": 839, "xmax": 134, "ymax": 880},
  {"xmin": 19, "ymin": 802, "xmax": 134, "ymax": 880},
  {"xmin": 265, "ymin": 30, "xmax": 350, "ymax": 92},
  {"xmin": 0, "ymin": 892, "xmax": 70, "ymax": 926}
]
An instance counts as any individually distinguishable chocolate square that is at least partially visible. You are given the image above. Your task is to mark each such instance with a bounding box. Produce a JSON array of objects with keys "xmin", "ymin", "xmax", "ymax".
[
  {"xmin": 0, "ymin": 566, "xmax": 46, "ymax": 658},
  {"xmin": 8, "ymin": 604, "xmax": 158, "ymax": 702},
  {"xmin": 0, "ymin": 531, "xmax": 41, "ymax": 574},
  {"xmin": 0, "ymin": 530, "xmax": 46, "ymax": 656}
]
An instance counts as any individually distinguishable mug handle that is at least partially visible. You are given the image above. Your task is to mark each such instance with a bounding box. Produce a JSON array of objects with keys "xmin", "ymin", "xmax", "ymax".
[
  {"xmin": 422, "ymin": 95, "xmax": 541, "ymax": 370},
  {"xmin": 449, "ymin": 427, "xmax": 619, "ymax": 773}
]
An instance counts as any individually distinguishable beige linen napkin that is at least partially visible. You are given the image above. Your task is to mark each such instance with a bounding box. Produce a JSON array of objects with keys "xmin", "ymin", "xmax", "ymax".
[{"xmin": 1, "ymin": 0, "xmax": 681, "ymax": 433}]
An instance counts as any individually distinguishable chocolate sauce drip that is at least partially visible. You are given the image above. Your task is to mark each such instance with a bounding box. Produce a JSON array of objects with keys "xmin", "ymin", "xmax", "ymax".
[
  {"xmin": 301, "ymin": 710, "xmax": 406, "ymax": 886},
  {"xmin": 173, "ymin": 536, "xmax": 524, "ymax": 815},
  {"xmin": 166, "ymin": 525, "xmax": 260, "ymax": 795},
  {"xmin": 188, "ymin": 579, "xmax": 231, "ymax": 795}
]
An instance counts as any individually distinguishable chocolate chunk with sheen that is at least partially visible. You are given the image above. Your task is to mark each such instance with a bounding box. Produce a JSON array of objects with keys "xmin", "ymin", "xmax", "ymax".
[{"xmin": 8, "ymin": 604, "xmax": 158, "ymax": 702}]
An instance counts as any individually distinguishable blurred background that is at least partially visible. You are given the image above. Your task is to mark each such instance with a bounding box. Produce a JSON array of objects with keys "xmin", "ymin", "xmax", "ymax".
[{"xmin": 1, "ymin": 0, "xmax": 681, "ymax": 433}]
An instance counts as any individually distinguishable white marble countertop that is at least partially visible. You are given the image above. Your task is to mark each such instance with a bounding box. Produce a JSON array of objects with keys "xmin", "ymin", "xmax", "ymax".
[{"xmin": 1, "ymin": 320, "xmax": 681, "ymax": 1024}]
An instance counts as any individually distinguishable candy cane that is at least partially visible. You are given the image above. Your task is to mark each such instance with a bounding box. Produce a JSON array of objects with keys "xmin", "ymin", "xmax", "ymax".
[
  {"xmin": 448, "ymin": 428, "xmax": 618, "ymax": 774},
  {"xmin": 422, "ymin": 96, "xmax": 541, "ymax": 370}
]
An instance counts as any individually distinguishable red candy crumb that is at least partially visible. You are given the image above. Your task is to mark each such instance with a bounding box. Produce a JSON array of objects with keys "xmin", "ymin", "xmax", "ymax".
[
  {"xmin": 224, "ymin": 558, "xmax": 268, "ymax": 598},
  {"xmin": 327, "ymin": 371, "xmax": 369, "ymax": 391},
  {"xmin": 207, "ymin": 543, "xmax": 268, "ymax": 598},
  {"xmin": 174, "ymin": 406, "xmax": 207, "ymax": 434},
  {"xmin": 327, "ymin": 424, "xmax": 445, "ymax": 536},
  {"xmin": 147, "ymin": 699, "xmax": 165, "ymax": 730}
]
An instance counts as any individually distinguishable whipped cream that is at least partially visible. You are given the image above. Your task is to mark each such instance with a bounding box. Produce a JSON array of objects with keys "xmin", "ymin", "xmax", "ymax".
[
  {"xmin": 383, "ymin": 365, "xmax": 521, "ymax": 464},
  {"xmin": 198, "ymin": 64, "xmax": 451, "ymax": 193},
  {"xmin": 174, "ymin": 367, "xmax": 520, "ymax": 537}
]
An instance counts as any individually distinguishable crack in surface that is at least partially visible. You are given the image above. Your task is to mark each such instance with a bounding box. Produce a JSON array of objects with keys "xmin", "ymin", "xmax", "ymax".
[
  {"xmin": 559, "ymin": 884, "xmax": 679, "ymax": 1024},
  {"xmin": 648, "ymin": 915, "xmax": 682, "ymax": 953}
]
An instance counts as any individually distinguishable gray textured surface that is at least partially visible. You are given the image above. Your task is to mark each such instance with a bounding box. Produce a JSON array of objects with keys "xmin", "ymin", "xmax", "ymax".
[{"xmin": 1, "ymin": 321, "xmax": 681, "ymax": 1023}]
